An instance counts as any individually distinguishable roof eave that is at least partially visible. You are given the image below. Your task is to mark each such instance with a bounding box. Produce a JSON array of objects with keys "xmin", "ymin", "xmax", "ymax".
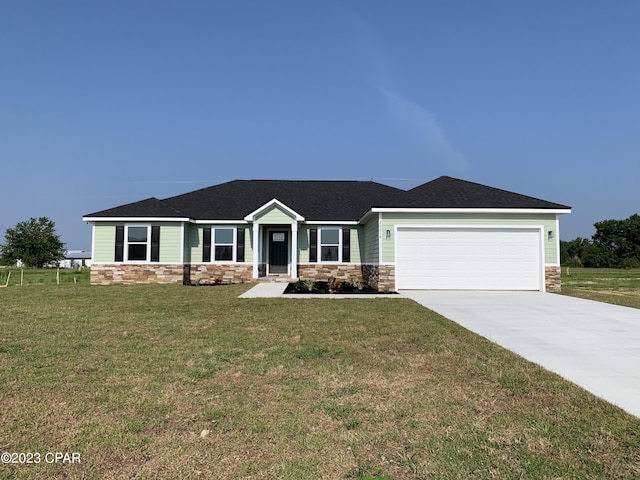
[
  {"xmin": 359, "ymin": 207, "xmax": 571, "ymax": 222},
  {"xmin": 82, "ymin": 216, "xmax": 192, "ymax": 223}
]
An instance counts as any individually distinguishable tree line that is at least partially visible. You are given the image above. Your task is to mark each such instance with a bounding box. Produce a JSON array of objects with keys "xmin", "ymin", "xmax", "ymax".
[{"xmin": 561, "ymin": 214, "xmax": 640, "ymax": 268}]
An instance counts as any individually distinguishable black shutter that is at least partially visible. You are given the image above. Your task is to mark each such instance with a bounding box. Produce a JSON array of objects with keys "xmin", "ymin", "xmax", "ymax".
[
  {"xmin": 309, "ymin": 228, "xmax": 317, "ymax": 263},
  {"xmin": 202, "ymin": 228, "xmax": 212, "ymax": 262},
  {"xmin": 115, "ymin": 226, "xmax": 124, "ymax": 262},
  {"xmin": 151, "ymin": 226, "xmax": 160, "ymax": 262},
  {"xmin": 236, "ymin": 227, "xmax": 245, "ymax": 262},
  {"xmin": 342, "ymin": 228, "xmax": 350, "ymax": 263}
]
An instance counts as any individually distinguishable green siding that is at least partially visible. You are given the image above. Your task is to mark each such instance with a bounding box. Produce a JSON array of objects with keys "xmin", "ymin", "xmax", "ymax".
[
  {"xmin": 298, "ymin": 225, "xmax": 361, "ymax": 263},
  {"xmin": 185, "ymin": 225, "xmax": 252, "ymax": 263},
  {"xmin": 158, "ymin": 224, "xmax": 183, "ymax": 263},
  {"xmin": 93, "ymin": 222, "xmax": 184, "ymax": 263},
  {"xmin": 362, "ymin": 217, "xmax": 380, "ymax": 264},
  {"xmin": 380, "ymin": 212, "xmax": 559, "ymax": 264},
  {"xmin": 93, "ymin": 223, "xmax": 118, "ymax": 262},
  {"xmin": 255, "ymin": 205, "xmax": 296, "ymax": 224},
  {"xmin": 298, "ymin": 226, "xmax": 310, "ymax": 263}
]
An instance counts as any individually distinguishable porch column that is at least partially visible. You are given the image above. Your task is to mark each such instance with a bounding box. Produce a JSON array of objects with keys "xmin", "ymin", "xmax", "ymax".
[
  {"xmin": 291, "ymin": 222, "xmax": 298, "ymax": 279},
  {"xmin": 252, "ymin": 222, "xmax": 259, "ymax": 279}
]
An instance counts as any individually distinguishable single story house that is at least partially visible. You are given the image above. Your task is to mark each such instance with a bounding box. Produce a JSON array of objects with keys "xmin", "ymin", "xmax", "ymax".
[{"xmin": 82, "ymin": 176, "xmax": 571, "ymax": 291}]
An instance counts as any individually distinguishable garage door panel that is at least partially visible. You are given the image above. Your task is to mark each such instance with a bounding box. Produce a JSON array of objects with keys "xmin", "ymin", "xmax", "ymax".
[{"xmin": 396, "ymin": 227, "xmax": 542, "ymax": 290}]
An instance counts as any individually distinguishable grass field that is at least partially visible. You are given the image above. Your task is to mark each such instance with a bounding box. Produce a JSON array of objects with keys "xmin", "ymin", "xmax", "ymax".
[
  {"xmin": 1, "ymin": 282, "xmax": 639, "ymax": 479},
  {"xmin": 0, "ymin": 267, "xmax": 90, "ymax": 287},
  {"xmin": 560, "ymin": 267, "xmax": 640, "ymax": 309}
]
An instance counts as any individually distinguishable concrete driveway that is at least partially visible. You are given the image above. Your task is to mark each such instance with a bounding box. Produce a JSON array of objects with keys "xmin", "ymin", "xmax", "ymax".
[{"xmin": 400, "ymin": 291, "xmax": 640, "ymax": 418}]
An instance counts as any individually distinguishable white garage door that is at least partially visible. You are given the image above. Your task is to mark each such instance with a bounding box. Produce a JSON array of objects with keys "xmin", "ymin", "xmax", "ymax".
[{"xmin": 396, "ymin": 227, "xmax": 543, "ymax": 290}]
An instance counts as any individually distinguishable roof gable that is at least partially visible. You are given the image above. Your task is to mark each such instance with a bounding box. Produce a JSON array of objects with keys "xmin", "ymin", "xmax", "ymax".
[{"xmin": 244, "ymin": 199, "xmax": 305, "ymax": 223}]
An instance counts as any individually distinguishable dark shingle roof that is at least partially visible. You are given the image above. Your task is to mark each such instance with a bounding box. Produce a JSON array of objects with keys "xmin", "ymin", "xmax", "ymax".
[
  {"xmin": 405, "ymin": 176, "xmax": 571, "ymax": 210},
  {"xmin": 163, "ymin": 180, "xmax": 407, "ymax": 221},
  {"xmin": 83, "ymin": 177, "xmax": 570, "ymax": 221},
  {"xmin": 84, "ymin": 197, "xmax": 190, "ymax": 218}
]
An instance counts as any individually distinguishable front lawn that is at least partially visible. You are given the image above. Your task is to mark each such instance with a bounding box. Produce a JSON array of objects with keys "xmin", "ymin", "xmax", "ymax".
[
  {"xmin": 1, "ymin": 283, "xmax": 638, "ymax": 479},
  {"xmin": 560, "ymin": 267, "xmax": 640, "ymax": 309}
]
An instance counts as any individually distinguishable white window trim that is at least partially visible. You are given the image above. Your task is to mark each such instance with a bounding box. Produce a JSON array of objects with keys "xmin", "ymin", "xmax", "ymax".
[
  {"xmin": 318, "ymin": 227, "xmax": 342, "ymax": 263},
  {"xmin": 125, "ymin": 225, "xmax": 151, "ymax": 263},
  {"xmin": 212, "ymin": 227, "xmax": 236, "ymax": 263}
]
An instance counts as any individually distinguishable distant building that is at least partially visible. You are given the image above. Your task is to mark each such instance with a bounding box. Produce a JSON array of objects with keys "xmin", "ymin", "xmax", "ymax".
[{"xmin": 60, "ymin": 250, "xmax": 92, "ymax": 269}]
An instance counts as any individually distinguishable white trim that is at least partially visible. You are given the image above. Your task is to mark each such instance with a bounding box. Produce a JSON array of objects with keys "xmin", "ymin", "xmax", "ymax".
[
  {"xmin": 372, "ymin": 207, "xmax": 571, "ymax": 214},
  {"xmin": 192, "ymin": 219, "xmax": 246, "ymax": 224},
  {"xmin": 124, "ymin": 224, "xmax": 152, "ymax": 263},
  {"xmin": 90, "ymin": 262, "xmax": 185, "ymax": 265},
  {"xmin": 82, "ymin": 216, "xmax": 191, "ymax": 222},
  {"xmin": 91, "ymin": 224, "xmax": 96, "ymax": 262},
  {"xmin": 317, "ymin": 227, "xmax": 342, "ymax": 263},
  {"xmin": 180, "ymin": 222, "xmax": 185, "ymax": 264},
  {"xmin": 306, "ymin": 220, "xmax": 359, "ymax": 225},
  {"xmin": 291, "ymin": 223, "xmax": 298, "ymax": 278},
  {"xmin": 555, "ymin": 216, "xmax": 561, "ymax": 265},
  {"xmin": 244, "ymin": 198, "xmax": 305, "ymax": 222},
  {"xmin": 252, "ymin": 223, "xmax": 260, "ymax": 279},
  {"xmin": 210, "ymin": 227, "xmax": 236, "ymax": 263},
  {"xmin": 265, "ymin": 227, "xmax": 291, "ymax": 275},
  {"xmin": 395, "ymin": 224, "xmax": 546, "ymax": 292},
  {"xmin": 378, "ymin": 213, "xmax": 383, "ymax": 265},
  {"xmin": 359, "ymin": 207, "xmax": 571, "ymax": 224}
]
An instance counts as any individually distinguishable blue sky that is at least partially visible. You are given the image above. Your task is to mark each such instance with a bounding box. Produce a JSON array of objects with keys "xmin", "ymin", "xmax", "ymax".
[{"xmin": 2, "ymin": 1, "xmax": 638, "ymax": 250}]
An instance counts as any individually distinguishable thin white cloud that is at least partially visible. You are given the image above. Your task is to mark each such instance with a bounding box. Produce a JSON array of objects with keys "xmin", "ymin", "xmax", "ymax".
[
  {"xmin": 378, "ymin": 87, "xmax": 471, "ymax": 173},
  {"xmin": 341, "ymin": 9, "xmax": 471, "ymax": 174}
]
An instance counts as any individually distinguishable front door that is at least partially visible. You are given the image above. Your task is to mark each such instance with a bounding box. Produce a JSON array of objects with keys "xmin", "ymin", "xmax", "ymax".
[{"xmin": 268, "ymin": 230, "xmax": 289, "ymax": 274}]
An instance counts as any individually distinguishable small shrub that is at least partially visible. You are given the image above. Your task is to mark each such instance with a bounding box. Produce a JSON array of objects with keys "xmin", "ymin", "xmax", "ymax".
[
  {"xmin": 303, "ymin": 279, "xmax": 315, "ymax": 292},
  {"xmin": 327, "ymin": 275, "xmax": 341, "ymax": 293}
]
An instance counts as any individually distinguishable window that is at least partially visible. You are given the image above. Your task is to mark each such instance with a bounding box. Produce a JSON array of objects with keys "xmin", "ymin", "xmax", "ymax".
[
  {"xmin": 127, "ymin": 226, "xmax": 148, "ymax": 261},
  {"xmin": 214, "ymin": 228, "xmax": 234, "ymax": 261},
  {"xmin": 310, "ymin": 227, "xmax": 351, "ymax": 263},
  {"xmin": 320, "ymin": 228, "xmax": 340, "ymax": 262},
  {"xmin": 115, "ymin": 225, "xmax": 160, "ymax": 262}
]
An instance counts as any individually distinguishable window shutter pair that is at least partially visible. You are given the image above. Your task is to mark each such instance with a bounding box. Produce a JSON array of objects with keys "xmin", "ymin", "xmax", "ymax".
[
  {"xmin": 309, "ymin": 228, "xmax": 350, "ymax": 262},
  {"xmin": 114, "ymin": 225, "xmax": 160, "ymax": 262},
  {"xmin": 202, "ymin": 227, "xmax": 245, "ymax": 262}
]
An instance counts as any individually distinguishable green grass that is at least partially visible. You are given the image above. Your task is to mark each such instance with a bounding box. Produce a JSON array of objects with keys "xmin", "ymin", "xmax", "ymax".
[
  {"xmin": 1, "ymin": 283, "xmax": 639, "ymax": 479},
  {"xmin": 0, "ymin": 267, "xmax": 90, "ymax": 286},
  {"xmin": 560, "ymin": 267, "xmax": 640, "ymax": 309}
]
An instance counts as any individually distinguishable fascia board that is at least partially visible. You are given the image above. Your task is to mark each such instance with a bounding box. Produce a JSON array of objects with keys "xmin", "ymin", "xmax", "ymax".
[
  {"xmin": 368, "ymin": 207, "xmax": 572, "ymax": 215},
  {"xmin": 305, "ymin": 220, "xmax": 359, "ymax": 225},
  {"xmin": 192, "ymin": 219, "xmax": 248, "ymax": 224},
  {"xmin": 82, "ymin": 216, "xmax": 192, "ymax": 222}
]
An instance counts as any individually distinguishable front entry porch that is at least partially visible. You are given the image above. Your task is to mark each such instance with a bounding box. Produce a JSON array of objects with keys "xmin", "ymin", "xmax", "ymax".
[{"xmin": 251, "ymin": 223, "xmax": 299, "ymax": 280}]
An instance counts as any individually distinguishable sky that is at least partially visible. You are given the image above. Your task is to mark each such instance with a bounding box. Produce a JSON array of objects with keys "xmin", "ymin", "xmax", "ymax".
[{"xmin": 1, "ymin": 1, "xmax": 639, "ymax": 251}]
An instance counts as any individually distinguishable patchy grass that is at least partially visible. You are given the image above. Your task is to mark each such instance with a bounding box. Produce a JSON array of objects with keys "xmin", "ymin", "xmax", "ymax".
[
  {"xmin": 1, "ymin": 283, "xmax": 639, "ymax": 479},
  {"xmin": 0, "ymin": 267, "xmax": 90, "ymax": 286},
  {"xmin": 560, "ymin": 267, "xmax": 640, "ymax": 309}
]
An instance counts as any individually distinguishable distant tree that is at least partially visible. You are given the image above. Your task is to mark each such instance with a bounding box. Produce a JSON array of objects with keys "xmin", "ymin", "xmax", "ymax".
[
  {"xmin": 561, "ymin": 237, "xmax": 591, "ymax": 266},
  {"xmin": 0, "ymin": 217, "xmax": 65, "ymax": 267},
  {"xmin": 592, "ymin": 214, "xmax": 640, "ymax": 268}
]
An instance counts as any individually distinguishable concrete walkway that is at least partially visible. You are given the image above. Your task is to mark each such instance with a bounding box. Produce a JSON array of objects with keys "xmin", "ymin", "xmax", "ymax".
[
  {"xmin": 239, "ymin": 282, "xmax": 288, "ymax": 298},
  {"xmin": 401, "ymin": 290, "xmax": 640, "ymax": 418}
]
